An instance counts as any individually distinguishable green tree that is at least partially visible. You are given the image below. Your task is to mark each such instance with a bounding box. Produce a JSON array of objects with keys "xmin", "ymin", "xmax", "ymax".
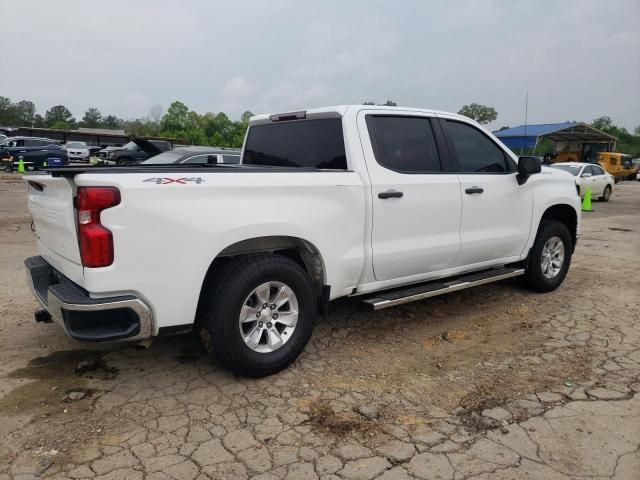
[
  {"xmin": 591, "ymin": 116, "xmax": 613, "ymax": 132},
  {"xmin": 160, "ymin": 101, "xmax": 190, "ymax": 133},
  {"xmin": 50, "ymin": 121, "xmax": 71, "ymax": 130},
  {"xmin": 458, "ymin": 103, "xmax": 498, "ymax": 125},
  {"xmin": 45, "ymin": 105, "xmax": 75, "ymax": 127},
  {"xmin": 33, "ymin": 114, "xmax": 46, "ymax": 128},
  {"xmin": 82, "ymin": 107, "xmax": 102, "ymax": 128},
  {"xmin": 240, "ymin": 110, "xmax": 254, "ymax": 124},
  {"xmin": 14, "ymin": 100, "xmax": 36, "ymax": 125},
  {"xmin": 102, "ymin": 115, "xmax": 123, "ymax": 129}
]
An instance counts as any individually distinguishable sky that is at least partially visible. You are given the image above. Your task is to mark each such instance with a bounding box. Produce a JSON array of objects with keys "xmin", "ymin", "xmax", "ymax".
[{"xmin": 1, "ymin": 0, "xmax": 639, "ymax": 130}]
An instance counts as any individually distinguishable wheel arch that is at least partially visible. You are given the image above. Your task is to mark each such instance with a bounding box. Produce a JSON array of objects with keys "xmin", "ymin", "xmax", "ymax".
[
  {"xmin": 194, "ymin": 236, "xmax": 327, "ymax": 327},
  {"xmin": 540, "ymin": 204, "xmax": 578, "ymax": 249}
]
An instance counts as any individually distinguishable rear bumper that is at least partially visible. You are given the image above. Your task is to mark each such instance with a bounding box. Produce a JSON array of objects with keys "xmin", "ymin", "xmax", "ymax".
[{"xmin": 25, "ymin": 256, "xmax": 153, "ymax": 342}]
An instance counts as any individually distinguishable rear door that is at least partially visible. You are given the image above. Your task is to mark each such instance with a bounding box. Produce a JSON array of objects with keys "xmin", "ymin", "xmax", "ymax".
[
  {"xmin": 439, "ymin": 117, "xmax": 533, "ymax": 266},
  {"xmin": 358, "ymin": 111, "xmax": 462, "ymax": 281}
]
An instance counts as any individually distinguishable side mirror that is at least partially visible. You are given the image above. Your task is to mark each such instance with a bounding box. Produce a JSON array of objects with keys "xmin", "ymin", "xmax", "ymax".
[
  {"xmin": 581, "ymin": 172, "xmax": 592, "ymax": 178},
  {"xmin": 517, "ymin": 156, "xmax": 541, "ymax": 185}
]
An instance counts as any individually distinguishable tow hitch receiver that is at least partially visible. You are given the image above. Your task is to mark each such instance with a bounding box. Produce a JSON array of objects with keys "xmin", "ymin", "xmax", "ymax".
[{"xmin": 35, "ymin": 309, "xmax": 53, "ymax": 323}]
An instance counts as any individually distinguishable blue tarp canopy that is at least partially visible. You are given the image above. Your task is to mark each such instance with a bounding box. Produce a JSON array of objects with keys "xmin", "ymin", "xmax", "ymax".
[{"xmin": 493, "ymin": 122, "xmax": 615, "ymax": 151}]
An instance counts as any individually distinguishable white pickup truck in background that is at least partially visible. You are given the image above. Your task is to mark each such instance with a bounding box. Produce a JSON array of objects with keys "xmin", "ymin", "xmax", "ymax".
[{"xmin": 24, "ymin": 105, "xmax": 581, "ymax": 377}]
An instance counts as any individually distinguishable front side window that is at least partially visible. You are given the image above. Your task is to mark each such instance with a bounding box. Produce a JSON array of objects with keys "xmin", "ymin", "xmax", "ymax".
[
  {"xmin": 366, "ymin": 116, "xmax": 442, "ymax": 173},
  {"xmin": 243, "ymin": 118, "xmax": 347, "ymax": 169},
  {"xmin": 445, "ymin": 120, "xmax": 512, "ymax": 173}
]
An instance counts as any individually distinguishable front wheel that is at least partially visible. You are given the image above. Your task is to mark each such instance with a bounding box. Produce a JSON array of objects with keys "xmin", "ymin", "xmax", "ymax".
[
  {"xmin": 523, "ymin": 220, "xmax": 572, "ymax": 293},
  {"xmin": 199, "ymin": 254, "xmax": 316, "ymax": 377},
  {"xmin": 599, "ymin": 185, "xmax": 612, "ymax": 202}
]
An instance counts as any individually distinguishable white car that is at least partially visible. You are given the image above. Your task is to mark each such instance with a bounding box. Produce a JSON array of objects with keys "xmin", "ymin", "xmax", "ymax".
[
  {"xmin": 24, "ymin": 105, "xmax": 581, "ymax": 377},
  {"xmin": 64, "ymin": 141, "xmax": 90, "ymax": 162},
  {"xmin": 549, "ymin": 162, "xmax": 614, "ymax": 201}
]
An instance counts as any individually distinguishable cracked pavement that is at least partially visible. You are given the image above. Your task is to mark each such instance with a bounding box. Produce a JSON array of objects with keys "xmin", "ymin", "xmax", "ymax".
[{"xmin": 0, "ymin": 174, "xmax": 639, "ymax": 479}]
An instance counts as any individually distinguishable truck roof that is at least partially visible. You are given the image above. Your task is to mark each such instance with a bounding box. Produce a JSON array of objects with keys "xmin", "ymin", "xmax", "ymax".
[{"xmin": 249, "ymin": 105, "xmax": 465, "ymax": 125}]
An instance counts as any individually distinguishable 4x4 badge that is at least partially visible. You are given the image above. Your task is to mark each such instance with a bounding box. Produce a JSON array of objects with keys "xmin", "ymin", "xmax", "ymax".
[{"xmin": 143, "ymin": 177, "xmax": 205, "ymax": 185}]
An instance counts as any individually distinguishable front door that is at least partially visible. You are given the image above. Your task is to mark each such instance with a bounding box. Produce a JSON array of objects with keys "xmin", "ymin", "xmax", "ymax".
[
  {"xmin": 358, "ymin": 111, "xmax": 462, "ymax": 281},
  {"xmin": 439, "ymin": 117, "xmax": 533, "ymax": 266}
]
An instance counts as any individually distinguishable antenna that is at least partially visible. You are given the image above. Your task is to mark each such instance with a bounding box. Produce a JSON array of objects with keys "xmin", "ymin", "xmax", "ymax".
[{"xmin": 522, "ymin": 91, "xmax": 528, "ymax": 155}]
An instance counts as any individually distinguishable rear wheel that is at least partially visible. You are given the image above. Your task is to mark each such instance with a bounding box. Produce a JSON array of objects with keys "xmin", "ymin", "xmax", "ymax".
[
  {"xmin": 599, "ymin": 185, "xmax": 612, "ymax": 202},
  {"xmin": 198, "ymin": 254, "xmax": 316, "ymax": 377},
  {"xmin": 523, "ymin": 220, "xmax": 572, "ymax": 293}
]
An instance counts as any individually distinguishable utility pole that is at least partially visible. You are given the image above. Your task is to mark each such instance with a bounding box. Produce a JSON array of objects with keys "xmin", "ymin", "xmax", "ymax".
[{"xmin": 522, "ymin": 91, "xmax": 528, "ymax": 156}]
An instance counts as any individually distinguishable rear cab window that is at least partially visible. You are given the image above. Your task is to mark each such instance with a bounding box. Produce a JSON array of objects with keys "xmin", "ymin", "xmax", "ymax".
[{"xmin": 243, "ymin": 118, "xmax": 347, "ymax": 169}]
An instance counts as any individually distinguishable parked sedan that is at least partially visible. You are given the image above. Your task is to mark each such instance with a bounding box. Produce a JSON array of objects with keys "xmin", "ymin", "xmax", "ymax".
[
  {"xmin": 141, "ymin": 146, "xmax": 241, "ymax": 165},
  {"xmin": 0, "ymin": 136, "xmax": 69, "ymax": 167},
  {"xmin": 549, "ymin": 162, "xmax": 614, "ymax": 201},
  {"xmin": 64, "ymin": 141, "xmax": 90, "ymax": 162}
]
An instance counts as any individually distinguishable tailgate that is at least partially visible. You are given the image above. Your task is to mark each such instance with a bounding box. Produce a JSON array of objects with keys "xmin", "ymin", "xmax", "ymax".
[{"xmin": 26, "ymin": 174, "xmax": 82, "ymax": 271}]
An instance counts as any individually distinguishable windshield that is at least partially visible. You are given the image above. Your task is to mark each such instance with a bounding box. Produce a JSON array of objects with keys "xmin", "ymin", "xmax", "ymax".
[
  {"xmin": 141, "ymin": 151, "xmax": 186, "ymax": 164},
  {"xmin": 66, "ymin": 142, "xmax": 87, "ymax": 148},
  {"xmin": 122, "ymin": 141, "xmax": 137, "ymax": 150},
  {"xmin": 549, "ymin": 164, "xmax": 581, "ymax": 176}
]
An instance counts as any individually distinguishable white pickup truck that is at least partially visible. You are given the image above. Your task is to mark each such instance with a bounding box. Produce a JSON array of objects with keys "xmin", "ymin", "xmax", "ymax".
[{"xmin": 24, "ymin": 105, "xmax": 581, "ymax": 377}]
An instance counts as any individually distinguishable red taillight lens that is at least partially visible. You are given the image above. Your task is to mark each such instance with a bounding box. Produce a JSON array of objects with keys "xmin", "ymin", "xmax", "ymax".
[{"xmin": 77, "ymin": 187, "xmax": 120, "ymax": 267}]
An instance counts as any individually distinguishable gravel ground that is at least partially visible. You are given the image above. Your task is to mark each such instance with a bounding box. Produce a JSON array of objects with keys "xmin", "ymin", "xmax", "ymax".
[{"xmin": 0, "ymin": 172, "xmax": 638, "ymax": 479}]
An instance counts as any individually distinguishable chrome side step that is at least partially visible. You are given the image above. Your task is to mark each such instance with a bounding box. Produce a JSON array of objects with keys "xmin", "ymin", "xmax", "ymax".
[{"xmin": 361, "ymin": 267, "xmax": 525, "ymax": 310}]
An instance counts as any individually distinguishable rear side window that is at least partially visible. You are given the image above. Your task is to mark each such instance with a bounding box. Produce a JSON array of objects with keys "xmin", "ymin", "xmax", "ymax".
[
  {"xmin": 243, "ymin": 118, "xmax": 347, "ymax": 169},
  {"xmin": 366, "ymin": 116, "xmax": 442, "ymax": 173},
  {"xmin": 445, "ymin": 120, "xmax": 512, "ymax": 173}
]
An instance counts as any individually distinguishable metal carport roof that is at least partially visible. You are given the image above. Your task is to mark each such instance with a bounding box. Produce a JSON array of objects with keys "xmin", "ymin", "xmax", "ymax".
[{"xmin": 494, "ymin": 122, "xmax": 616, "ymax": 150}]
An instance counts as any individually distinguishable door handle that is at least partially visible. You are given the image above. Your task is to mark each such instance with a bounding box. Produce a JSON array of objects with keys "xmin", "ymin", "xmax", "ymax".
[
  {"xmin": 465, "ymin": 186, "xmax": 484, "ymax": 194},
  {"xmin": 378, "ymin": 190, "xmax": 403, "ymax": 199}
]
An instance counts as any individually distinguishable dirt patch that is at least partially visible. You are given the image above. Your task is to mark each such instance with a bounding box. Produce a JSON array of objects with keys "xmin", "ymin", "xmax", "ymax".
[
  {"xmin": 1, "ymin": 350, "xmax": 117, "ymax": 416},
  {"xmin": 305, "ymin": 399, "xmax": 382, "ymax": 436}
]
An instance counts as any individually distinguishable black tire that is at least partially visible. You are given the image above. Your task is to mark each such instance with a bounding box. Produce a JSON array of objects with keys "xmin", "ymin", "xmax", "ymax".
[
  {"xmin": 117, "ymin": 157, "xmax": 132, "ymax": 166},
  {"xmin": 198, "ymin": 254, "xmax": 316, "ymax": 377},
  {"xmin": 599, "ymin": 185, "xmax": 611, "ymax": 202},
  {"xmin": 523, "ymin": 220, "xmax": 572, "ymax": 293}
]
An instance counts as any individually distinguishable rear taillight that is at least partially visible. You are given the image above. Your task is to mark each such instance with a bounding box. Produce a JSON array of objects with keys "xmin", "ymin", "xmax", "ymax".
[{"xmin": 76, "ymin": 187, "xmax": 120, "ymax": 267}]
